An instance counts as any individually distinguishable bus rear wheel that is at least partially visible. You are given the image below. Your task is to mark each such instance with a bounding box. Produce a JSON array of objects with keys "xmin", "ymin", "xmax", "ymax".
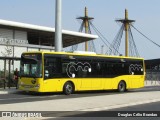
[
  {"xmin": 63, "ymin": 82, "xmax": 74, "ymax": 95},
  {"xmin": 118, "ymin": 81, "xmax": 126, "ymax": 92}
]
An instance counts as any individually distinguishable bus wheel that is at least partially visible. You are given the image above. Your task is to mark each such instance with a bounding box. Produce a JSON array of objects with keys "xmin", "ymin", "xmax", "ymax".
[
  {"xmin": 118, "ymin": 81, "xmax": 126, "ymax": 92},
  {"xmin": 63, "ymin": 82, "xmax": 74, "ymax": 95}
]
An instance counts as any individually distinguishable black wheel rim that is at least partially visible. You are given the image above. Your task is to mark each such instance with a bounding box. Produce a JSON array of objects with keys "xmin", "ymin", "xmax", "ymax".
[
  {"xmin": 66, "ymin": 84, "xmax": 72, "ymax": 94},
  {"xmin": 119, "ymin": 82, "xmax": 125, "ymax": 92}
]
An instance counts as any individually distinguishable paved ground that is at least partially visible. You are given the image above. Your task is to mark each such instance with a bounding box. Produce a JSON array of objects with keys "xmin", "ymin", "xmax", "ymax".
[
  {"xmin": 0, "ymin": 87, "xmax": 18, "ymax": 94},
  {"xmin": 0, "ymin": 80, "xmax": 159, "ymax": 119},
  {"xmin": 0, "ymin": 87, "xmax": 160, "ymax": 111},
  {"xmin": 55, "ymin": 101, "xmax": 160, "ymax": 120},
  {"xmin": 1, "ymin": 89, "xmax": 160, "ymax": 119}
]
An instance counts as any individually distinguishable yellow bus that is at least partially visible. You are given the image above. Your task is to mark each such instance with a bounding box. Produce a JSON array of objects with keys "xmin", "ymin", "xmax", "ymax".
[{"xmin": 18, "ymin": 51, "xmax": 145, "ymax": 95}]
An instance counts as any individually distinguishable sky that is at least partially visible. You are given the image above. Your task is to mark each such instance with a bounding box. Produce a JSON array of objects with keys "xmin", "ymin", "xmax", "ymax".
[{"xmin": 0, "ymin": 0, "xmax": 160, "ymax": 59}]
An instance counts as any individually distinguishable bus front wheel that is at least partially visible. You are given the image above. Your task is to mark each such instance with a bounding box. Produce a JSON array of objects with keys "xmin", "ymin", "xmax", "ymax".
[
  {"xmin": 63, "ymin": 82, "xmax": 74, "ymax": 95},
  {"xmin": 118, "ymin": 81, "xmax": 126, "ymax": 92}
]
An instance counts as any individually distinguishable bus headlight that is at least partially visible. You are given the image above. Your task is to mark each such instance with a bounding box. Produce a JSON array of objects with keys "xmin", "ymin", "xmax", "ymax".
[{"xmin": 35, "ymin": 84, "xmax": 40, "ymax": 89}]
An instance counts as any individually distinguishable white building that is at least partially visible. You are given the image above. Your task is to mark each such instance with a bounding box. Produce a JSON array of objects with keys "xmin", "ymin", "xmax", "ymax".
[{"xmin": 0, "ymin": 19, "xmax": 98, "ymax": 85}]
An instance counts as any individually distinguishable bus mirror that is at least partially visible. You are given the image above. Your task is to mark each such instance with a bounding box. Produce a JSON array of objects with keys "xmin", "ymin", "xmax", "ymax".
[
  {"xmin": 45, "ymin": 70, "xmax": 48, "ymax": 73},
  {"xmin": 45, "ymin": 70, "xmax": 49, "ymax": 78}
]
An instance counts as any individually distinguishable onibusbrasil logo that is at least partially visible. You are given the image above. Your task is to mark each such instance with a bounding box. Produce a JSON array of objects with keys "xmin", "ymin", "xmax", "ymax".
[
  {"xmin": 66, "ymin": 62, "xmax": 92, "ymax": 78},
  {"xmin": 1, "ymin": 112, "xmax": 42, "ymax": 118}
]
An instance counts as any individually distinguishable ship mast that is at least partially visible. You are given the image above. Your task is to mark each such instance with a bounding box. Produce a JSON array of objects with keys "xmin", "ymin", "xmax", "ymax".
[
  {"xmin": 77, "ymin": 7, "xmax": 94, "ymax": 51},
  {"xmin": 84, "ymin": 7, "xmax": 89, "ymax": 51},
  {"xmin": 116, "ymin": 9, "xmax": 135, "ymax": 57}
]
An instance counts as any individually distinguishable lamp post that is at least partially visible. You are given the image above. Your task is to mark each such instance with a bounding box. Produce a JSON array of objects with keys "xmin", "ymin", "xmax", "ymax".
[{"xmin": 55, "ymin": 0, "xmax": 62, "ymax": 52}]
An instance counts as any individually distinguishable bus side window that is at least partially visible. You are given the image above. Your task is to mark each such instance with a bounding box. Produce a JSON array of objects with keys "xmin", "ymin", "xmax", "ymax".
[{"xmin": 44, "ymin": 57, "xmax": 62, "ymax": 79}]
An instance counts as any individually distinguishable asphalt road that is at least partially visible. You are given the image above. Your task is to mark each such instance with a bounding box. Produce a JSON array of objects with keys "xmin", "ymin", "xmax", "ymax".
[
  {"xmin": 53, "ymin": 101, "xmax": 160, "ymax": 120},
  {"xmin": 0, "ymin": 86, "xmax": 160, "ymax": 120},
  {"xmin": 0, "ymin": 86, "xmax": 160, "ymax": 105}
]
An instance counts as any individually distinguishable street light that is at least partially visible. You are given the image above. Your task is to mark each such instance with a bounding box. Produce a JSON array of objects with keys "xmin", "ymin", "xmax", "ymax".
[{"xmin": 55, "ymin": 0, "xmax": 62, "ymax": 52}]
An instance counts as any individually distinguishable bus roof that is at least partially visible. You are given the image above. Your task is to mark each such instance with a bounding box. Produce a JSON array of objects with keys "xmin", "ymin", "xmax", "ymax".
[{"xmin": 22, "ymin": 51, "xmax": 144, "ymax": 60}]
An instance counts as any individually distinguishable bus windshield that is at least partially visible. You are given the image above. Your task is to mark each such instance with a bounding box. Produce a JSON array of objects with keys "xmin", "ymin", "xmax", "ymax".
[{"xmin": 20, "ymin": 53, "xmax": 42, "ymax": 78}]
